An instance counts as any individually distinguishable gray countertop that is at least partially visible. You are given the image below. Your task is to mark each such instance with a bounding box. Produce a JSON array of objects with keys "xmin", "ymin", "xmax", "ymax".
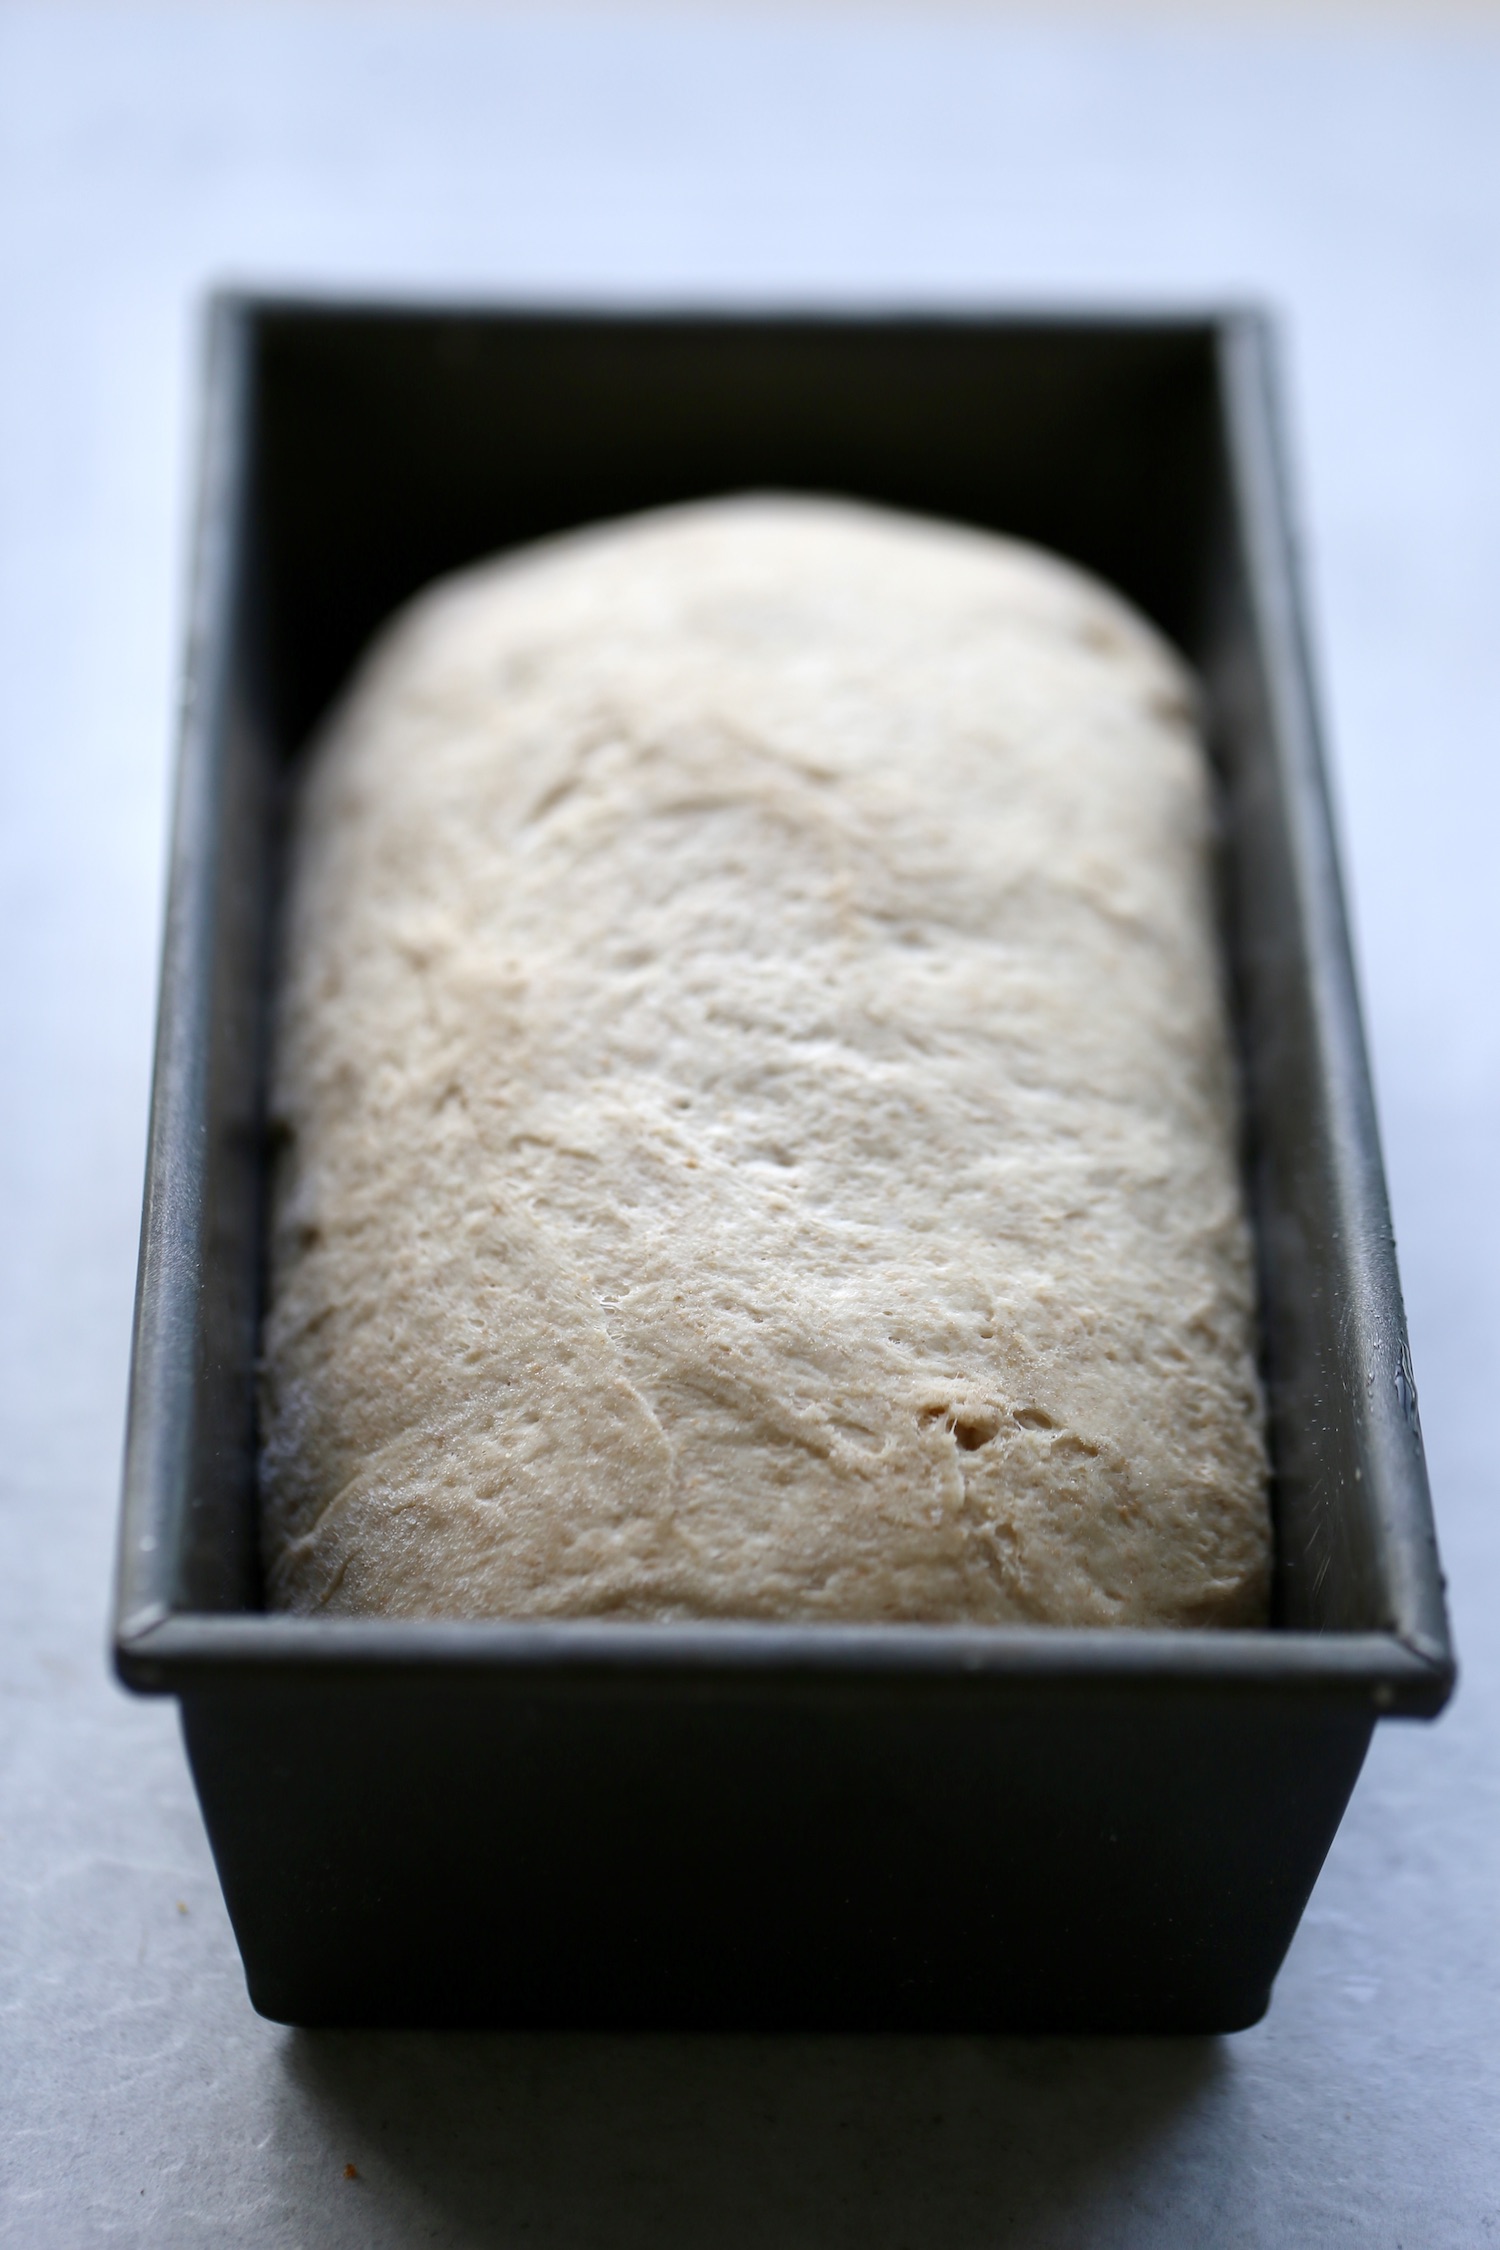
[{"xmin": 2, "ymin": 6, "xmax": 1498, "ymax": 2243}]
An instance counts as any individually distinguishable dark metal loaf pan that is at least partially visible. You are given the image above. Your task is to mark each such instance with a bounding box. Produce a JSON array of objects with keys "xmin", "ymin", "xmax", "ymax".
[{"xmin": 113, "ymin": 298, "xmax": 1454, "ymax": 2032}]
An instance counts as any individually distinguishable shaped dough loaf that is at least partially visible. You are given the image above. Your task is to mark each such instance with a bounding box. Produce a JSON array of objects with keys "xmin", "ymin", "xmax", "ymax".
[{"xmin": 260, "ymin": 496, "xmax": 1270, "ymax": 1627}]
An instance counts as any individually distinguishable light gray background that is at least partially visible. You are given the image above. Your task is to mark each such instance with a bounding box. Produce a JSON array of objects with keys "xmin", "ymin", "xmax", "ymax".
[{"xmin": 2, "ymin": 4, "xmax": 1497, "ymax": 2242}]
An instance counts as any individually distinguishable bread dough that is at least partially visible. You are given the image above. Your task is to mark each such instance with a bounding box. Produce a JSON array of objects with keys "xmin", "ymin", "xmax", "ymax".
[{"xmin": 260, "ymin": 496, "xmax": 1270, "ymax": 1627}]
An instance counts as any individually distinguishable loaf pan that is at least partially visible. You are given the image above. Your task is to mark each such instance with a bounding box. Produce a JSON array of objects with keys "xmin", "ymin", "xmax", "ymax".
[{"xmin": 113, "ymin": 298, "xmax": 1454, "ymax": 2032}]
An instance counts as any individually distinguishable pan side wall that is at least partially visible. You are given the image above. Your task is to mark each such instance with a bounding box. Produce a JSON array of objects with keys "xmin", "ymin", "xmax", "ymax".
[{"xmin": 183, "ymin": 1673, "xmax": 1373, "ymax": 2032}]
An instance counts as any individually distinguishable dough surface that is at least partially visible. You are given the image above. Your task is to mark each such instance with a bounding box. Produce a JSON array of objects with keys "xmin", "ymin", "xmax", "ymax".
[{"xmin": 260, "ymin": 495, "xmax": 1270, "ymax": 1627}]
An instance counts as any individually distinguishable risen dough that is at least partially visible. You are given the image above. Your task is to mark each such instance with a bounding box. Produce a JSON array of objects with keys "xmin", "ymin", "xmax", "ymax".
[{"xmin": 261, "ymin": 496, "xmax": 1270, "ymax": 1627}]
